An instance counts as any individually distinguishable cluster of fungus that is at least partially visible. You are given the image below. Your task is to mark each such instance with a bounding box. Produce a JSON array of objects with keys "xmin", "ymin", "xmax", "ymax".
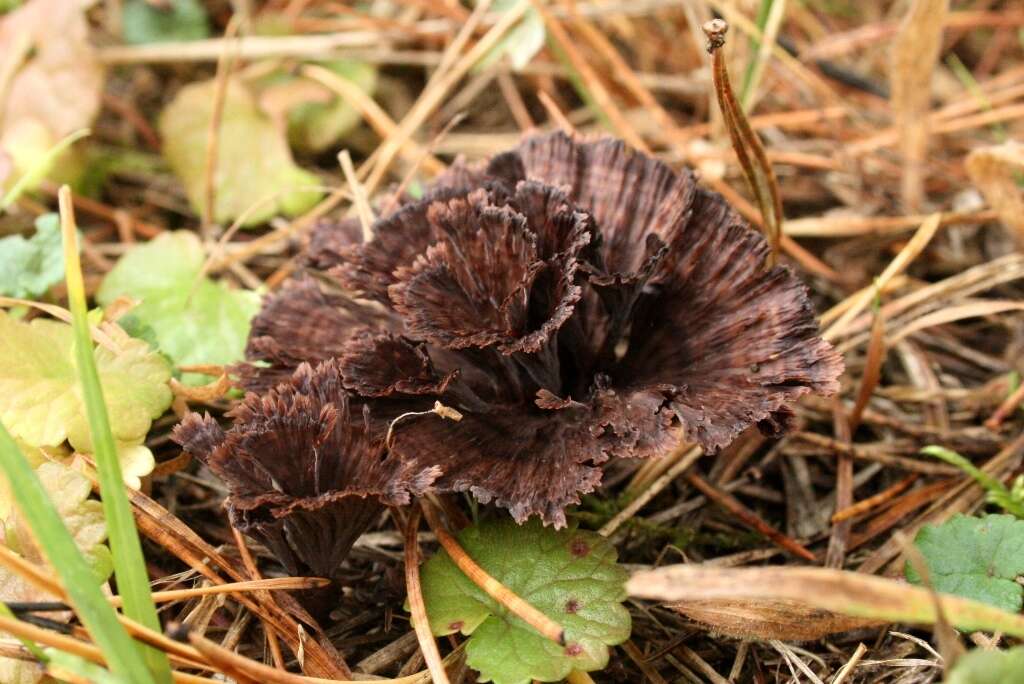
[{"xmin": 174, "ymin": 132, "xmax": 843, "ymax": 580}]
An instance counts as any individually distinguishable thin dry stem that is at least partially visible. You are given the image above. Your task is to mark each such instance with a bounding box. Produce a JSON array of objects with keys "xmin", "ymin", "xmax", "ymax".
[
  {"xmin": 402, "ymin": 508, "xmax": 451, "ymax": 684},
  {"xmin": 201, "ymin": 16, "xmax": 241, "ymax": 233}
]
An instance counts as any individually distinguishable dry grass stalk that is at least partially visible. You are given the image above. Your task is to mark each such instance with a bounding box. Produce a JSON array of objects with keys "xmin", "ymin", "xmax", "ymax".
[
  {"xmin": 362, "ymin": 0, "xmax": 525, "ymax": 197},
  {"xmin": 600, "ymin": 445, "xmax": 702, "ymax": 537},
  {"xmin": 831, "ymin": 474, "xmax": 919, "ymax": 523},
  {"xmin": 531, "ymin": 0, "xmax": 648, "ymax": 151},
  {"xmin": 201, "ymin": 16, "xmax": 241, "ymax": 233},
  {"xmin": 965, "ymin": 140, "xmax": 1024, "ymax": 248},
  {"xmin": 338, "ymin": 149, "xmax": 374, "ymax": 241},
  {"xmin": 741, "ymin": 0, "xmax": 788, "ymax": 112},
  {"xmin": 300, "ymin": 64, "xmax": 445, "ymax": 175},
  {"xmin": 890, "ymin": 0, "xmax": 950, "ymax": 211},
  {"xmin": 823, "ymin": 212, "xmax": 941, "ymax": 341},
  {"xmin": 402, "ymin": 508, "xmax": 451, "ymax": 684},
  {"xmin": 231, "ymin": 528, "xmax": 285, "ymax": 671},
  {"xmin": 849, "ymin": 305, "xmax": 887, "ymax": 433},
  {"xmin": 986, "ymin": 382, "xmax": 1024, "ymax": 430},
  {"xmin": 684, "ymin": 472, "xmax": 816, "ymax": 561}
]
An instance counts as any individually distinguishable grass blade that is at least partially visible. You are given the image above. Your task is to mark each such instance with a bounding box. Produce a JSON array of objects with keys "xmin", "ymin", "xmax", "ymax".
[
  {"xmin": 0, "ymin": 129, "xmax": 91, "ymax": 212},
  {"xmin": 740, "ymin": 0, "xmax": 787, "ymax": 112},
  {"xmin": 921, "ymin": 445, "xmax": 1024, "ymax": 518},
  {"xmin": 0, "ymin": 423, "xmax": 152, "ymax": 681},
  {"xmin": 58, "ymin": 186, "xmax": 171, "ymax": 683}
]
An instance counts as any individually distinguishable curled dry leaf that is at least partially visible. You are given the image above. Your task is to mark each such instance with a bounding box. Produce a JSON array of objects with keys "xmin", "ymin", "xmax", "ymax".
[
  {"xmin": 965, "ymin": 141, "xmax": 1024, "ymax": 248},
  {"xmin": 230, "ymin": 132, "xmax": 842, "ymax": 529},
  {"xmin": 627, "ymin": 564, "xmax": 1024, "ymax": 638},
  {"xmin": 0, "ymin": 0, "xmax": 103, "ymax": 191},
  {"xmin": 672, "ymin": 597, "xmax": 882, "ymax": 641}
]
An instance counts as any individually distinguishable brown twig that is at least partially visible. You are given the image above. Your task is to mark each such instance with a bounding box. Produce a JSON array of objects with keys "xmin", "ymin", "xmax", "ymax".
[
  {"xmin": 684, "ymin": 472, "xmax": 817, "ymax": 561},
  {"xmin": 985, "ymin": 381, "xmax": 1024, "ymax": 430}
]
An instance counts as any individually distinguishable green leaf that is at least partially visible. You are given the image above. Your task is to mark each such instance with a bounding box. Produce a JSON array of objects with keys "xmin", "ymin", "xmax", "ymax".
[
  {"xmin": 475, "ymin": 0, "xmax": 545, "ymax": 72},
  {"xmin": 121, "ymin": 0, "xmax": 210, "ymax": 45},
  {"xmin": 946, "ymin": 647, "xmax": 1024, "ymax": 684},
  {"xmin": 158, "ymin": 77, "xmax": 322, "ymax": 226},
  {"xmin": 0, "ymin": 310, "xmax": 172, "ymax": 453},
  {"xmin": 0, "ymin": 214, "xmax": 63, "ymax": 298},
  {"xmin": 97, "ymin": 231, "xmax": 261, "ymax": 384},
  {"xmin": 420, "ymin": 518, "xmax": 630, "ymax": 684},
  {"xmin": 0, "ymin": 421, "xmax": 154, "ymax": 683},
  {"xmin": 907, "ymin": 514, "xmax": 1024, "ymax": 612}
]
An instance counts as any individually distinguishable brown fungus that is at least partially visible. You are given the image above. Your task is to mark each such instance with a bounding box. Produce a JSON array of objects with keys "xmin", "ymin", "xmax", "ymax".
[
  {"xmin": 173, "ymin": 360, "xmax": 439, "ymax": 578},
  {"xmin": 231, "ymin": 132, "xmax": 843, "ymax": 529}
]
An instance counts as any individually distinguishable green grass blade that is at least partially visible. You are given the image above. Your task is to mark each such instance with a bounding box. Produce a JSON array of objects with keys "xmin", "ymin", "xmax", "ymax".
[
  {"xmin": 921, "ymin": 445, "xmax": 1024, "ymax": 518},
  {"xmin": 740, "ymin": 0, "xmax": 773, "ymax": 104},
  {"xmin": 58, "ymin": 187, "xmax": 172, "ymax": 683},
  {"xmin": 0, "ymin": 602, "xmax": 46, "ymax": 661},
  {"xmin": 0, "ymin": 423, "xmax": 153, "ymax": 681},
  {"xmin": 45, "ymin": 647, "xmax": 131, "ymax": 684}
]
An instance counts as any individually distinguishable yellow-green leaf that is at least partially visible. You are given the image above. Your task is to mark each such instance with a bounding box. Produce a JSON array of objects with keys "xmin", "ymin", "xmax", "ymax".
[
  {"xmin": 159, "ymin": 78, "xmax": 322, "ymax": 226},
  {"xmin": 0, "ymin": 311, "xmax": 172, "ymax": 456}
]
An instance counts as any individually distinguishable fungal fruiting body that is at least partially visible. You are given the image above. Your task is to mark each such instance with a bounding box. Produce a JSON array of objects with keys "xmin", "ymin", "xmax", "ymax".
[{"xmin": 176, "ymin": 133, "xmax": 843, "ymax": 575}]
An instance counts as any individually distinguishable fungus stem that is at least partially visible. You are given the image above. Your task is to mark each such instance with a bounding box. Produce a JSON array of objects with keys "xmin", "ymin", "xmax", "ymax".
[
  {"xmin": 702, "ymin": 19, "xmax": 783, "ymax": 267},
  {"xmin": 419, "ymin": 502, "xmax": 567, "ymax": 645}
]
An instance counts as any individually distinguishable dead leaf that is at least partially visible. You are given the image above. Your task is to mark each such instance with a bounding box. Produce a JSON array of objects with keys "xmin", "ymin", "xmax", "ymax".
[
  {"xmin": 158, "ymin": 77, "xmax": 323, "ymax": 226},
  {"xmin": 671, "ymin": 597, "xmax": 883, "ymax": 641},
  {"xmin": 965, "ymin": 141, "xmax": 1024, "ymax": 248},
  {"xmin": 0, "ymin": 0, "xmax": 103, "ymax": 187},
  {"xmin": 170, "ymin": 373, "xmax": 232, "ymax": 404},
  {"xmin": 627, "ymin": 565, "xmax": 1024, "ymax": 638}
]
